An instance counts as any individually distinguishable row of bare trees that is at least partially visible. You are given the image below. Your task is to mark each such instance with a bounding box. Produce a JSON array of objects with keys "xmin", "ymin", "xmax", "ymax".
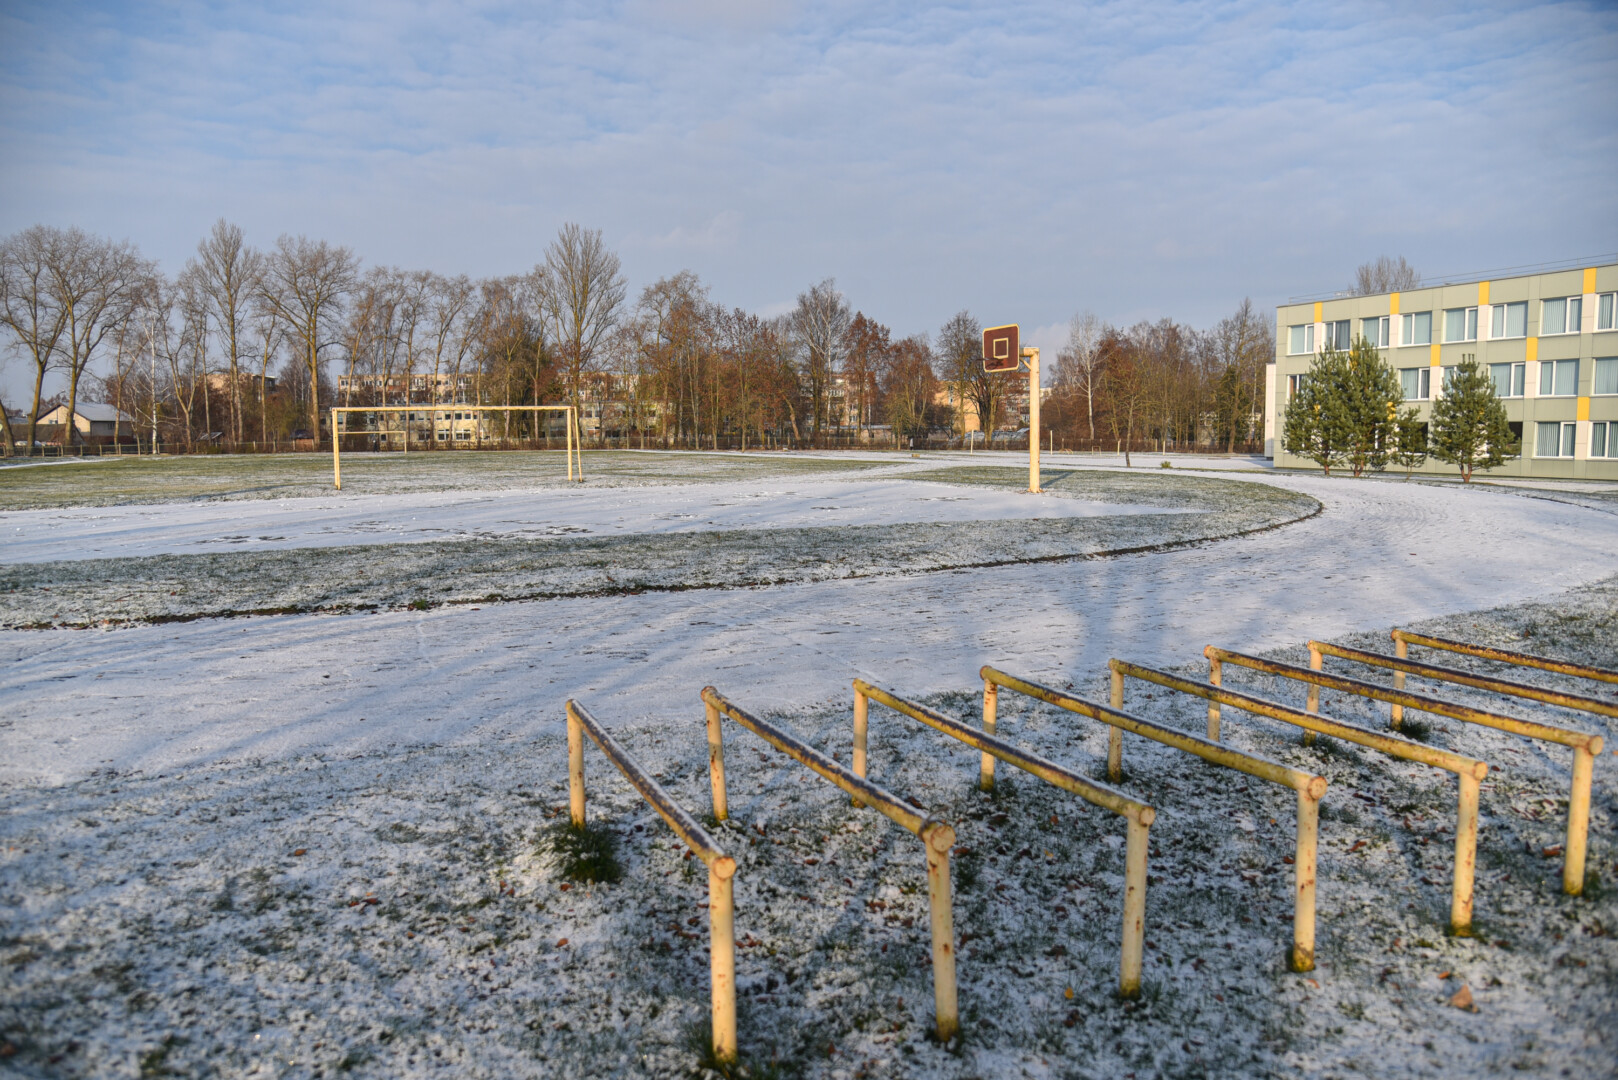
[{"xmin": 1, "ymin": 219, "xmax": 1274, "ymax": 455}]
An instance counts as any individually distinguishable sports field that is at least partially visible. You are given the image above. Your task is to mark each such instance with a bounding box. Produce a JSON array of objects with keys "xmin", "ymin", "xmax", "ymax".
[{"xmin": 1, "ymin": 450, "xmax": 1615, "ymax": 1079}]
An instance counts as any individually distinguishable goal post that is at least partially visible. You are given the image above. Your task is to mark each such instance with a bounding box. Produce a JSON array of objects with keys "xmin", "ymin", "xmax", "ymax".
[{"xmin": 330, "ymin": 404, "xmax": 581, "ymax": 489}]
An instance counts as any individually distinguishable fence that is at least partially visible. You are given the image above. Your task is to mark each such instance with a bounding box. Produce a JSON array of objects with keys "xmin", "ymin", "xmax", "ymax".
[
  {"xmin": 979, "ymin": 666, "xmax": 1329, "ymax": 973},
  {"xmin": 1109, "ymin": 659, "xmax": 1490, "ymax": 937},
  {"xmin": 701, "ymin": 686, "xmax": 961, "ymax": 1041},
  {"xmin": 331, "ymin": 405, "xmax": 580, "ymax": 488},
  {"xmin": 853, "ymin": 678, "xmax": 1157, "ymax": 996},
  {"xmin": 564, "ymin": 699, "xmax": 737, "ymax": 1064}
]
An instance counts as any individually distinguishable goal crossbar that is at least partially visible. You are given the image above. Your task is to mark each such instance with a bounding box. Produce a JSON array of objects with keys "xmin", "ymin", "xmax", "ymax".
[{"xmin": 330, "ymin": 405, "xmax": 581, "ymax": 488}]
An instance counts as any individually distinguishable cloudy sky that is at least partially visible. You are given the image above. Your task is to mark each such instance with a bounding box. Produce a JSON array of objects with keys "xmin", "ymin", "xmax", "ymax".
[{"xmin": 2, "ymin": 0, "xmax": 1615, "ymax": 398}]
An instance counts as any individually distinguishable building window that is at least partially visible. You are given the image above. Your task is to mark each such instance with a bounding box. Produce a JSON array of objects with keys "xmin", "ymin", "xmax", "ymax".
[
  {"xmin": 1489, "ymin": 361, "xmax": 1526, "ymax": 397},
  {"xmin": 1538, "ymin": 358, "xmax": 1579, "ymax": 397},
  {"xmin": 1595, "ymin": 357, "xmax": 1618, "ymax": 395},
  {"xmin": 1323, "ymin": 320, "xmax": 1351, "ymax": 350},
  {"xmin": 1541, "ymin": 297, "xmax": 1583, "ymax": 336},
  {"xmin": 1400, "ymin": 367, "xmax": 1430, "ymax": 400},
  {"xmin": 1361, "ymin": 315, "xmax": 1389, "ymax": 348},
  {"xmin": 1591, "ymin": 422, "xmax": 1618, "ymax": 458},
  {"xmin": 1599, "ymin": 292, "xmax": 1616, "ymax": 331},
  {"xmin": 1400, "ymin": 311, "xmax": 1432, "ymax": 346},
  {"xmin": 1288, "ymin": 324, "xmax": 1314, "ymax": 355},
  {"xmin": 1535, "ymin": 421, "xmax": 1576, "ymax": 458},
  {"xmin": 1443, "ymin": 307, "xmax": 1478, "ymax": 342},
  {"xmin": 1490, "ymin": 301, "xmax": 1528, "ymax": 339},
  {"xmin": 1286, "ymin": 373, "xmax": 1306, "ymax": 397}
]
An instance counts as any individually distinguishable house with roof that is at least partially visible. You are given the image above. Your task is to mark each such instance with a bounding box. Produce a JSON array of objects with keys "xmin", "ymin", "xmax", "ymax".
[{"xmin": 34, "ymin": 403, "xmax": 137, "ymax": 445}]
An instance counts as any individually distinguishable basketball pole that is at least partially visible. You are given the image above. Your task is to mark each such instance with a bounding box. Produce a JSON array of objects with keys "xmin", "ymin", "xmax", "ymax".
[{"xmin": 1023, "ymin": 346, "xmax": 1041, "ymax": 493}]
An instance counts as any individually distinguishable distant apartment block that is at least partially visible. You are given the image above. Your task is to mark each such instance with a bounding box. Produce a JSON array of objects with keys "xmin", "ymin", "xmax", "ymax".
[{"xmin": 1267, "ymin": 262, "xmax": 1618, "ymax": 479}]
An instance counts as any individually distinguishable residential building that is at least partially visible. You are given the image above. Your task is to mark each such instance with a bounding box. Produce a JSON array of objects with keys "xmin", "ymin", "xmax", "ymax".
[
  {"xmin": 1268, "ymin": 261, "xmax": 1618, "ymax": 479},
  {"xmin": 34, "ymin": 403, "xmax": 137, "ymax": 444}
]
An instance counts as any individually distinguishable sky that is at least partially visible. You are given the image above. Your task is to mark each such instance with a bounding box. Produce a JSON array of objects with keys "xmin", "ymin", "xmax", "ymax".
[{"xmin": 2, "ymin": 0, "xmax": 1616, "ymax": 402}]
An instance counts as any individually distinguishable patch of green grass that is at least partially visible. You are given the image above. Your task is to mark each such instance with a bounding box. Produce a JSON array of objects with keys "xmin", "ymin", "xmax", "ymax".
[
  {"xmin": 539, "ymin": 821, "xmax": 622, "ymax": 884},
  {"xmin": 1394, "ymin": 717, "xmax": 1433, "ymax": 742}
]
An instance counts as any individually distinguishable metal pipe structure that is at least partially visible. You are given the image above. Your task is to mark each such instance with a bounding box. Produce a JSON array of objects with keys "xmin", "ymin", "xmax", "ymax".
[
  {"xmin": 1109, "ymin": 660, "xmax": 1489, "ymax": 937},
  {"xmin": 700, "ymin": 686, "xmax": 960, "ymax": 1042},
  {"xmin": 854, "ymin": 678, "xmax": 1155, "ymax": 995},
  {"xmin": 1206, "ymin": 646, "xmax": 1604, "ymax": 896},
  {"xmin": 1391, "ymin": 629, "xmax": 1618, "ymax": 686},
  {"xmin": 979, "ymin": 666, "xmax": 1327, "ymax": 972},
  {"xmin": 330, "ymin": 404, "xmax": 580, "ymax": 489},
  {"xmin": 565, "ymin": 699, "xmax": 736, "ymax": 1064}
]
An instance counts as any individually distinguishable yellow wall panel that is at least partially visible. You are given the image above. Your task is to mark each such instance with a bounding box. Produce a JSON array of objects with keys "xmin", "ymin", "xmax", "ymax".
[
  {"xmin": 1430, "ymin": 343, "xmax": 1441, "ymax": 367},
  {"xmin": 1584, "ymin": 268, "xmax": 1598, "ymax": 295},
  {"xmin": 1578, "ymin": 397, "xmax": 1590, "ymax": 422},
  {"xmin": 1390, "ymin": 292, "xmax": 1400, "ymax": 315},
  {"xmin": 1478, "ymin": 281, "xmax": 1490, "ymax": 306},
  {"xmin": 1313, "ymin": 302, "xmax": 1323, "ymax": 323},
  {"xmin": 1526, "ymin": 337, "xmax": 1538, "ymax": 363}
]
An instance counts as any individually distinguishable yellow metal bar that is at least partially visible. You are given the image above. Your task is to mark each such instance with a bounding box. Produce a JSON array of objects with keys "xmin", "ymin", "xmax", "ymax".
[
  {"xmin": 1452, "ymin": 773, "xmax": 1479, "ymax": 936},
  {"xmin": 703, "ymin": 687, "xmax": 932, "ymax": 837},
  {"xmin": 979, "ymin": 679, "xmax": 998, "ymax": 791},
  {"xmin": 1107, "ymin": 668, "xmax": 1124, "ymax": 781},
  {"xmin": 1293, "ymin": 790, "xmax": 1319, "ymax": 972},
  {"xmin": 1304, "ymin": 645, "xmax": 1321, "ymax": 746},
  {"xmin": 980, "ymin": 667, "xmax": 1326, "ymax": 796},
  {"xmin": 1205, "ymin": 647, "xmax": 1602, "ymax": 750},
  {"xmin": 331, "ymin": 409, "xmax": 341, "ymax": 489},
  {"xmin": 567, "ymin": 706, "xmax": 586, "ymax": 827},
  {"xmin": 1206, "ymin": 657, "xmax": 1222, "ymax": 741},
  {"xmin": 852, "ymin": 688, "xmax": 869, "ymax": 808},
  {"xmin": 567, "ymin": 700, "xmax": 734, "ymax": 871},
  {"xmin": 1392, "ymin": 637, "xmax": 1406, "ymax": 728},
  {"xmin": 1393, "ymin": 629, "xmax": 1618, "ymax": 686},
  {"xmin": 924, "ymin": 822, "xmax": 959, "ymax": 1040},
  {"xmin": 1312, "ymin": 640, "xmax": 1618, "ymax": 720},
  {"xmin": 709, "ymin": 866, "xmax": 737, "ymax": 1065},
  {"xmin": 857, "ymin": 679, "xmax": 1155, "ymax": 823},
  {"xmin": 1568, "ymin": 747, "xmax": 1595, "ymax": 896},
  {"xmin": 706, "ymin": 699, "xmax": 728, "ymax": 823},
  {"xmin": 1120, "ymin": 818, "xmax": 1148, "ymax": 999}
]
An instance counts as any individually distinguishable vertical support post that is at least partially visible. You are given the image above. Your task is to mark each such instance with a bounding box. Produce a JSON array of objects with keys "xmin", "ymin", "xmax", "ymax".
[
  {"xmin": 1025, "ymin": 346, "xmax": 1041, "ymax": 493},
  {"xmin": 1291, "ymin": 792, "xmax": 1319, "ymax": 972},
  {"xmin": 851, "ymin": 688, "xmax": 869, "ymax": 808},
  {"xmin": 403, "ymin": 408, "xmax": 408, "ymax": 454},
  {"xmin": 331, "ymin": 409, "xmax": 342, "ymax": 490},
  {"xmin": 979, "ymin": 681, "xmax": 998, "ymax": 791},
  {"xmin": 1450, "ymin": 772, "xmax": 1479, "ymax": 936},
  {"xmin": 1206, "ymin": 657, "xmax": 1223, "ymax": 741},
  {"xmin": 567, "ymin": 708, "xmax": 586, "ymax": 828},
  {"xmin": 1120, "ymin": 818, "xmax": 1149, "ymax": 999},
  {"xmin": 1565, "ymin": 747, "xmax": 1594, "ymax": 896},
  {"xmin": 1391, "ymin": 637, "xmax": 1407, "ymax": 729},
  {"xmin": 1303, "ymin": 645, "xmax": 1321, "ymax": 746},
  {"xmin": 923, "ymin": 822, "xmax": 959, "ymax": 1042},
  {"xmin": 1107, "ymin": 667, "xmax": 1125, "ymax": 782},
  {"xmin": 709, "ymin": 861, "xmax": 738, "ymax": 1065},
  {"xmin": 707, "ymin": 700, "xmax": 728, "ymax": 822}
]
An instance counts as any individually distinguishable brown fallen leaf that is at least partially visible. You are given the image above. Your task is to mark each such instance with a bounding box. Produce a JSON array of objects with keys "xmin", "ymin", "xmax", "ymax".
[
  {"xmin": 1543, "ymin": 845, "xmax": 1564, "ymax": 858},
  {"xmin": 292, "ymin": 849, "xmax": 307, "ymax": 857},
  {"xmin": 1349, "ymin": 840, "xmax": 1367, "ymax": 853},
  {"xmin": 1438, "ymin": 970, "xmax": 1451, "ymax": 980},
  {"xmin": 1449, "ymin": 985, "xmax": 1477, "ymax": 1012},
  {"xmin": 556, "ymin": 938, "xmax": 569, "ymax": 948}
]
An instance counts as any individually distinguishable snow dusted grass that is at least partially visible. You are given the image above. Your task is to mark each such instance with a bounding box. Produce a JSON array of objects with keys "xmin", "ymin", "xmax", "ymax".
[
  {"xmin": 0, "ymin": 451, "xmax": 898, "ymax": 511},
  {"xmin": 2, "ymin": 580, "xmax": 1613, "ymax": 1079},
  {"xmin": 0, "ymin": 471, "xmax": 1316, "ymax": 628}
]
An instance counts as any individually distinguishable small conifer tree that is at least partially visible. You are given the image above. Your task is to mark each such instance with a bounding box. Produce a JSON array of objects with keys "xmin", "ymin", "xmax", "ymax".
[
  {"xmin": 1338, "ymin": 336, "xmax": 1403, "ymax": 477},
  {"xmin": 1429, "ymin": 358, "xmax": 1517, "ymax": 482},
  {"xmin": 1283, "ymin": 347, "xmax": 1348, "ymax": 475},
  {"xmin": 1391, "ymin": 408, "xmax": 1427, "ymax": 479}
]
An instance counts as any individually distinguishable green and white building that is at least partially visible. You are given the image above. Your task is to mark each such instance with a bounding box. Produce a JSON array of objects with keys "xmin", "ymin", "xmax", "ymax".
[{"xmin": 1266, "ymin": 261, "xmax": 1618, "ymax": 479}]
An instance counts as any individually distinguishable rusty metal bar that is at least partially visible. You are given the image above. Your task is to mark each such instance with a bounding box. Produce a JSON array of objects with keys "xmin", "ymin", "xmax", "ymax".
[
  {"xmin": 1110, "ymin": 660, "xmax": 1488, "ymax": 937},
  {"xmin": 1311, "ymin": 640, "xmax": 1618, "ymax": 721},
  {"xmin": 980, "ymin": 665, "xmax": 1325, "ymax": 971},
  {"xmin": 855, "ymin": 678, "xmax": 1152, "ymax": 996},
  {"xmin": 979, "ymin": 680, "xmax": 998, "ymax": 791},
  {"xmin": 1393, "ymin": 629, "xmax": 1618, "ymax": 686},
  {"xmin": 701, "ymin": 686, "xmax": 960, "ymax": 1040},
  {"xmin": 1205, "ymin": 645, "xmax": 1604, "ymax": 897},
  {"xmin": 564, "ymin": 699, "xmax": 736, "ymax": 1062}
]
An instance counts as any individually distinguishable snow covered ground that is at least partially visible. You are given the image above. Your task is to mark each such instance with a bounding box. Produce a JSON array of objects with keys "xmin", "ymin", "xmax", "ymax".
[{"xmin": 1, "ymin": 453, "xmax": 1615, "ymax": 1079}]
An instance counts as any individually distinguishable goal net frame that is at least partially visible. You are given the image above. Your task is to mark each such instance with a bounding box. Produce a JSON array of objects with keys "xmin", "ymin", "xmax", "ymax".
[{"xmin": 330, "ymin": 404, "xmax": 581, "ymax": 489}]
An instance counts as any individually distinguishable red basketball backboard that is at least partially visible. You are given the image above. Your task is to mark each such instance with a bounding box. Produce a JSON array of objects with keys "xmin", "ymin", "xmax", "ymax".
[{"xmin": 982, "ymin": 324, "xmax": 1019, "ymax": 372}]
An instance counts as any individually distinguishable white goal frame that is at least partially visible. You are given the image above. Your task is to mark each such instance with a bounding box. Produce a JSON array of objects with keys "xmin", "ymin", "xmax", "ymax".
[{"xmin": 330, "ymin": 404, "xmax": 581, "ymax": 489}]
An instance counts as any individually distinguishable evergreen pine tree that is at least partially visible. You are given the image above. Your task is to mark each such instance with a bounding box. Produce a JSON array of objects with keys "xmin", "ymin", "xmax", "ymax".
[
  {"xmin": 1282, "ymin": 346, "xmax": 1350, "ymax": 475},
  {"xmin": 1339, "ymin": 335, "xmax": 1403, "ymax": 477},
  {"xmin": 1391, "ymin": 408, "xmax": 1427, "ymax": 479},
  {"xmin": 1429, "ymin": 358, "xmax": 1517, "ymax": 482}
]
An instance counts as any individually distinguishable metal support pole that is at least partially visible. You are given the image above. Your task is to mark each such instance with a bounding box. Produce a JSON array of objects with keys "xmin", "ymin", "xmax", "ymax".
[
  {"xmin": 1207, "ymin": 657, "xmax": 1222, "ymax": 741},
  {"xmin": 979, "ymin": 681, "xmax": 998, "ymax": 790},
  {"xmin": 1391, "ymin": 637, "xmax": 1407, "ymax": 729},
  {"xmin": 1566, "ymin": 747, "xmax": 1594, "ymax": 896},
  {"xmin": 567, "ymin": 708, "xmax": 586, "ymax": 828},
  {"xmin": 1108, "ymin": 667, "xmax": 1125, "ymax": 782},
  {"xmin": 1451, "ymin": 773, "xmax": 1479, "ymax": 936},
  {"xmin": 852, "ymin": 689, "xmax": 869, "ymax": 808},
  {"xmin": 1292, "ymin": 791, "xmax": 1319, "ymax": 972},
  {"xmin": 331, "ymin": 409, "xmax": 342, "ymax": 490},
  {"xmin": 1303, "ymin": 645, "xmax": 1321, "ymax": 746},
  {"xmin": 923, "ymin": 822, "xmax": 959, "ymax": 1042},
  {"xmin": 709, "ymin": 864, "xmax": 738, "ymax": 1065},
  {"xmin": 1120, "ymin": 818, "xmax": 1149, "ymax": 998},
  {"xmin": 1024, "ymin": 346, "xmax": 1041, "ymax": 493},
  {"xmin": 707, "ymin": 700, "xmax": 728, "ymax": 822}
]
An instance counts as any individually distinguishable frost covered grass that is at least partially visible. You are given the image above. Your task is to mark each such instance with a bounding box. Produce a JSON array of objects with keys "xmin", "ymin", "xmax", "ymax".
[
  {"xmin": 0, "ymin": 471, "xmax": 1316, "ymax": 627},
  {"xmin": 2, "ymin": 580, "xmax": 1613, "ymax": 1079},
  {"xmin": 0, "ymin": 450, "xmax": 899, "ymax": 511}
]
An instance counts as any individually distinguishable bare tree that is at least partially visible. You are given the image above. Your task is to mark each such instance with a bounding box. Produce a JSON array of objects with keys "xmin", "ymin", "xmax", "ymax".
[
  {"xmin": 1210, "ymin": 298, "xmax": 1271, "ymax": 452},
  {"xmin": 1351, "ymin": 256, "xmax": 1420, "ymax": 296},
  {"xmin": 259, "ymin": 235, "xmax": 358, "ymax": 443},
  {"xmin": 248, "ymin": 296, "xmax": 285, "ymax": 444},
  {"xmin": 1056, "ymin": 311, "xmax": 1102, "ymax": 442},
  {"xmin": 42, "ymin": 228, "xmax": 152, "ymax": 447},
  {"xmin": 0, "ymin": 226, "xmax": 71, "ymax": 450},
  {"xmin": 537, "ymin": 223, "xmax": 626, "ymax": 419},
  {"xmin": 790, "ymin": 278, "xmax": 851, "ymax": 439},
  {"xmin": 192, "ymin": 220, "xmax": 263, "ymax": 442}
]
